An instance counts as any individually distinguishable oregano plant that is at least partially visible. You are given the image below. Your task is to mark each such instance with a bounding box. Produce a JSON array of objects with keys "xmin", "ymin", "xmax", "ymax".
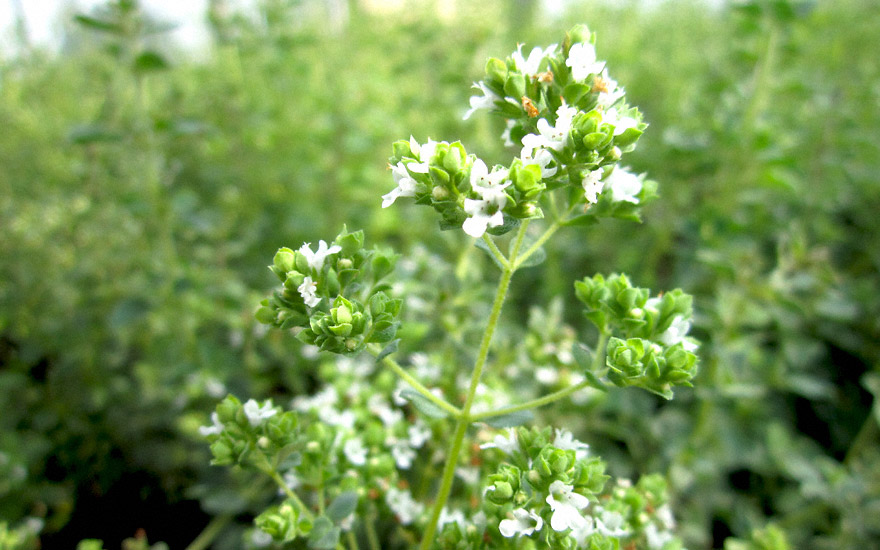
[{"xmin": 202, "ymin": 25, "xmax": 699, "ymax": 550}]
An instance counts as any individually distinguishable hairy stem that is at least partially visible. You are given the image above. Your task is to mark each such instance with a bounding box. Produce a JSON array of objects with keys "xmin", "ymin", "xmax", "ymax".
[{"xmin": 418, "ymin": 222, "xmax": 530, "ymax": 549}]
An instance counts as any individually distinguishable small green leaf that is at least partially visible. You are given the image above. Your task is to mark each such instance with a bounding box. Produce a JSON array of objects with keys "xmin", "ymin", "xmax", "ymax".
[
  {"xmin": 474, "ymin": 239, "xmax": 505, "ymax": 269},
  {"xmin": 67, "ymin": 124, "xmax": 122, "ymax": 144},
  {"xmin": 74, "ymin": 14, "xmax": 123, "ymax": 34},
  {"xmin": 400, "ymin": 389, "xmax": 448, "ymax": 419},
  {"xmin": 133, "ymin": 51, "xmax": 169, "ymax": 73},
  {"xmin": 375, "ymin": 339, "xmax": 400, "ymax": 363},
  {"xmin": 326, "ymin": 491, "xmax": 358, "ymax": 523},
  {"xmin": 307, "ymin": 517, "xmax": 340, "ymax": 550},
  {"xmin": 481, "ymin": 410, "xmax": 534, "ymax": 428},
  {"xmin": 516, "ymin": 246, "xmax": 546, "ymax": 268}
]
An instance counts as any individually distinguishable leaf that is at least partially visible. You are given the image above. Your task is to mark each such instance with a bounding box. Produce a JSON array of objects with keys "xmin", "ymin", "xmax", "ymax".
[
  {"xmin": 481, "ymin": 409, "xmax": 534, "ymax": 428},
  {"xmin": 326, "ymin": 491, "xmax": 358, "ymax": 523},
  {"xmin": 74, "ymin": 14, "xmax": 123, "ymax": 34},
  {"xmin": 400, "ymin": 389, "xmax": 448, "ymax": 419},
  {"xmin": 474, "ymin": 239, "xmax": 505, "ymax": 269},
  {"xmin": 67, "ymin": 124, "xmax": 122, "ymax": 144},
  {"xmin": 516, "ymin": 245, "xmax": 546, "ymax": 268},
  {"xmin": 375, "ymin": 339, "xmax": 400, "ymax": 363},
  {"xmin": 133, "ymin": 51, "xmax": 169, "ymax": 73},
  {"xmin": 307, "ymin": 517, "xmax": 340, "ymax": 550},
  {"xmin": 487, "ymin": 215, "xmax": 520, "ymax": 236}
]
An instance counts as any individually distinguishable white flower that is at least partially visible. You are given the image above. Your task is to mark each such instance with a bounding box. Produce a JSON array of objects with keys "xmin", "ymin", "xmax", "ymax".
[
  {"xmin": 368, "ymin": 395, "xmax": 404, "ymax": 427},
  {"xmin": 546, "ymin": 480, "xmax": 590, "ymax": 531},
  {"xmin": 604, "ymin": 168, "xmax": 642, "ymax": 204},
  {"xmin": 456, "ymin": 466, "xmax": 481, "ymax": 486},
  {"xmin": 292, "ymin": 385, "xmax": 338, "ymax": 412},
  {"xmin": 581, "ymin": 169, "xmax": 604, "ymax": 204},
  {"xmin": 645, "ymin": 523, "xmax": 675, "ymax": 549},
  {"xmin": 521, "ymin": 103, "xmax": 578, "ymax": 157},
  {"xmin": 408, "ymin": 421, "xmax": 432, "ymax": 448},
  {"xmin": 480, "ymin": 430, "xmax": 518, "ymax": 455},
  {"xmin": 463, "ymin": 81, "xmax": 500, "ymax": 120},
  {"xmin": 499, "ymin": 508, "xmax": 544, "ymax": 537},
  {"xmin": 535, "ymin": 366, "xmax": 559, "ymax": 385},
  {"xmin": 386, "ymin": 487, "xmax": 423, "ymax": 525},
  {"xmin": 594, "ymin": 69, "xmax": 625, "ymax": 108},
  {"xmin": 298, "ymin": 276, "xmax": 320, "ymax": 307},
  {"xmin": 658, "ymin": 315, "xmax": 698, "ymax": 351},
  {"xmin": 655, "ymin": 503, "xmax": 676, "ymax": 529},
  {"xmin": 390, "ymin": 438, "xmax": 416, "ymax": 469},
  {"xmin": 198, "ymin": 412, "xmax": 224, "ymax": 436},
  {"xmin": 595, "ymin": 508, "xmax": 629, "ymax": 537},
  {"xmin": 298, "ymin": 240, "xmax": 341, "ymax": 271},
  {"xmin": 566, "ymin": 42, "xmax": 606, "ymax": 82},
  {"xmin": 320, "ymin": 408, "xmax": 355, "ymax": 429},
  {"xmin": 407, "ymin": 138, "xmax": 438, "ymax": 173},
  {"xmin": 382, "ymin": 162, "xmax": 419, "ymax": 208},
  {"xmin": 501, "ymin": 120, "xmax": 516, "ymax": 147},
  {"xmin": 438, "ymin": 508, "xmax": 467, "ymax": 529},
  {"xmin": 512, "ymin": 43, "xmax": 556, "ymax": 76},
  {"xmin": 463, "ymin": 160, "xmax": 512, "ymax": 238},
  {"xmin": 602, "ymin": 107, "xmax": 639, "ymax": 136},
  {"xmin": 554, "ymin": 428, "xmax": 590, "ymax": 460},
  {"xmin": 343, "ymin": 437, "xmax": 368, "ymax": 466},
  {"xmin": 520, "ymin": 146, "xmax": 557, "ymax": 178},
  {"xmin": 243, "ymin": 399, "xmax": 277, "ymax": 426},
  {"xmin": 569, "ymin": 517, "xmax": 597, "ymax": 545}
]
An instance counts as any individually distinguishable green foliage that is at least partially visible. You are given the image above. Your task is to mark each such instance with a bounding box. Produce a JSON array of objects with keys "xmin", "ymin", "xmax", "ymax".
[{"xmin": 0, "ymin": 0, "xmax": 877, "ymax": 548}]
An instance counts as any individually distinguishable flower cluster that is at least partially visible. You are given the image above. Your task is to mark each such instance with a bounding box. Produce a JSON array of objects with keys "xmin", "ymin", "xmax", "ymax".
[
  {"xmin": 381, "ymin": 24, "xmax": 657, "ymax": 238},
  {"xmin": 468, "ymin": 426, "xmax": 685, "ymax": 549},
  {"xmin": 575, "ymin": 273, "xmax": 699, "ymax": 398},
  {"xmin": 255, "ymin": 228, "xmax": 402, "ymax": 355}
]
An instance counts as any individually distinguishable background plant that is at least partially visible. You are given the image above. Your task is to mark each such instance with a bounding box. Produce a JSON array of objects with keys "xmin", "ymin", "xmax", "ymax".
[{"xmin": 0, "ymin": 0, "xmax": 877, "ymax": 548}]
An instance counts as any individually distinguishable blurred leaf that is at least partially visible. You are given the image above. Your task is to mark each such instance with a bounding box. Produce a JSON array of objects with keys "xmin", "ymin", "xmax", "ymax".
[
  {"xmin": 133, "ymin": 51, "xmax": 169, "ymax": 73},
  {"xmin": 481, "ymin": 410, "xmax": 534, "ymax": 428},
  {"xmin": 73, "ymin": 14, "xmax": 123, "ymax": 34},
  {"xmin": 399, "ymin": 389, "xmax": 447, "ymax": 419}
]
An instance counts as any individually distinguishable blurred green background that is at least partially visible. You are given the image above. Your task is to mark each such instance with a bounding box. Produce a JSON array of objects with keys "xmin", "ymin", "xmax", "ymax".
[{"xmin": 1, "ymin": 0, "xmax": 878, "ymax": 548}]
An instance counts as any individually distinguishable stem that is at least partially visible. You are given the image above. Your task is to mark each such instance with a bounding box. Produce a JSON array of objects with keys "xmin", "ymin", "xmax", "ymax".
[
  {"xmin": 346, "ymin": 530, "xmax": 359, "ymax": 550},
  {"xmin": 514, "ymin": 202, "xmax": 579, "ymax": 269},
  {"xmin": 365, "ymin": 510, "xmax": 381, "ymax": 550},
  {"xmin": 367, "ymin": 344, "xmax": 461, "ymax": 417},
  {"xmin": 185, "ymin": 512, "xmax": 233, "ymax": 550},
  {"xmin": 471, "ymin": 332, "xmax": 609, "ymax": 421},
  {"xmin": 481, "ymin": 234, "xmax": 509, "ymax": 269},
  {"xmin": 418, "ymin": 222, "xmax": 530, "ymax": 550}
]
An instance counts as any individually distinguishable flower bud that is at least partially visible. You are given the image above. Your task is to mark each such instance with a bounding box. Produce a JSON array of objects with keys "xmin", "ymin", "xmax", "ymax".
[{"xmin": 432, "ymin": 186, "xmax": 450, "ymax": 202}]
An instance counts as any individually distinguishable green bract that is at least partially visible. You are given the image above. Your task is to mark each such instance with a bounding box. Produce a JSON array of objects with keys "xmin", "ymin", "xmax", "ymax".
[{"xmin": 256, "ymin": 228, "xmax": 403, "ymax": 355}]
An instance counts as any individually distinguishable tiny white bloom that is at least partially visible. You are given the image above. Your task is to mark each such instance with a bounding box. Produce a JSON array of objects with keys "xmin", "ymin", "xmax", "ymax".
[
  {"xmin": 438, "ymin": 507, "xmax": 467, "ymax": 529},
  {"xmin": 298, "ymin": 240, "xmax": 342, "ymax": 271},
  {"xmin": 343, "ymin": 437, "xmax": 368, "ymax": 466},
  {"xmin": 566, "ymin": 42, "xmax": 606, "ymax": 82},
  {"xmin": 645, "ymin": 523, "xmax": 675, "ymax": 549},
  {"xmin": 386, "ymin": 487, "xmax": 424, "ymax": 525},
  {"xmin": 455, "ymin": 466, "xmax": 481, "ymax": 486},
  {"xmin": 390, "ymin": 438, "xmax": 416, "ymax": 469},
  {"xmin": 535, "ymin": 366, "xmax": 559, "ymax": 385},
  {"xmin": 407, "ymin": 139, "xmax": 438, "ymax": 173},
  {"xmin": 602, "ymin": 107, "xmax": 639, "ymax": 136},
  {"xmin": 659, "ymin": 315, "xmax": 698, "ymax": 351},
  {"xmin": 554, "ymin": 428, "xmax": 590, "ymax": 460},
  {"xmin": 462, "ymin": 198, "xmax": 505, "ymax": 238},
  {"xmin": 480, "ymin": 430, "xmax": 518, "ymax": 455},
  {"xmin": 243, "ymin": 399, "xmax": 277, "ymax": 426},
  {"xmin": 595, "ymin": 508, "xmax": 629, "ymax": 537},
  {"xmin": 521, "ymin": 103, "xmax": 578, "ymax": 158},
  {"xmin": 656, "ymin": 503, "xmax": 676, "ymax": 529},
  {"xmin": 546, "ymin": 480, "xmax": 590, "ymax": 531},
  {"xmin": 501, "ymin": 120, "xmax": 516, "ymax": 147},
  {"xmin": 512, "ymin": 43, "xmax": 556, "ymax": 76},
  {"xmin": 408, "ymin": 421, "xmax": 432, "ymax": 448},
  {"xmin": 463, "ymin": 81, "xmax": 500, "ymax": 120},
  {"xmin": 595, "ymin": 69, "xmax": 625, "ymax": 108},
  {"xmin": 368, "ymin": 395, "xmax": 404, "ymax": 427},
  {"xmin": 292, "ymin": 385, "xmax": 338, "ymax": 412},
  {"xmin": 499, "ymin": 508, "xmax": 544, "ymax": 537},
  {"xmin": 470, "ymin": 159, "xmax": 510, "ymax": 194},
  {"xmin": 198, "ymin": 412, "xmax": 224, "ymax": 436},
  {"xmin": 382, "ymin": 162, "xmax": 419, "ymax": 208},
  {"xmin": 520, "ymin": 146, "xmax": 557, "ymax": 178},
  {"xmin": 604, "ymin": 168, "xmax": 642, "ymax": 204},
  {"xmin": 581, "ymin": 169, "xmax": 604, "ymax": 204},
  {"xmin": 297, "ymin": 276, "xmax": 320, "ymax": 307},
  {"xmin": 321, "ymin": 408, "xmax": 355, "ymax": 429}
]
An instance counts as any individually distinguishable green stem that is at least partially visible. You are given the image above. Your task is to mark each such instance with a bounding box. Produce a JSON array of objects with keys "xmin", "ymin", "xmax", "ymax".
[
  {"xmin": 417, "ymin": 222, "xmax": 530, "ymax": 550},
  {"xmin": 514, "ymin": 202, "xmax": 579, "ymax": 269},
  {"xmin": 368, "ymin": 344, "xmax": 461, "ymax": 417},
  {"xmin": 365, "ymin": 510, "xmax": 381, "ymax": 550},
  {"xmin": 346, "ymin": 530, "xmax": 359, "ymax": 550},
  {"xmin": 481, "ymin": 234, "xmax": 510, "ymax": 269},
  {"xmin": 185, "ymin": 512, "xmax": 233, "ymax": 550},
  {"xmin": 471, "ymin": 332, "xmax": 609, "ymax": 421}
]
